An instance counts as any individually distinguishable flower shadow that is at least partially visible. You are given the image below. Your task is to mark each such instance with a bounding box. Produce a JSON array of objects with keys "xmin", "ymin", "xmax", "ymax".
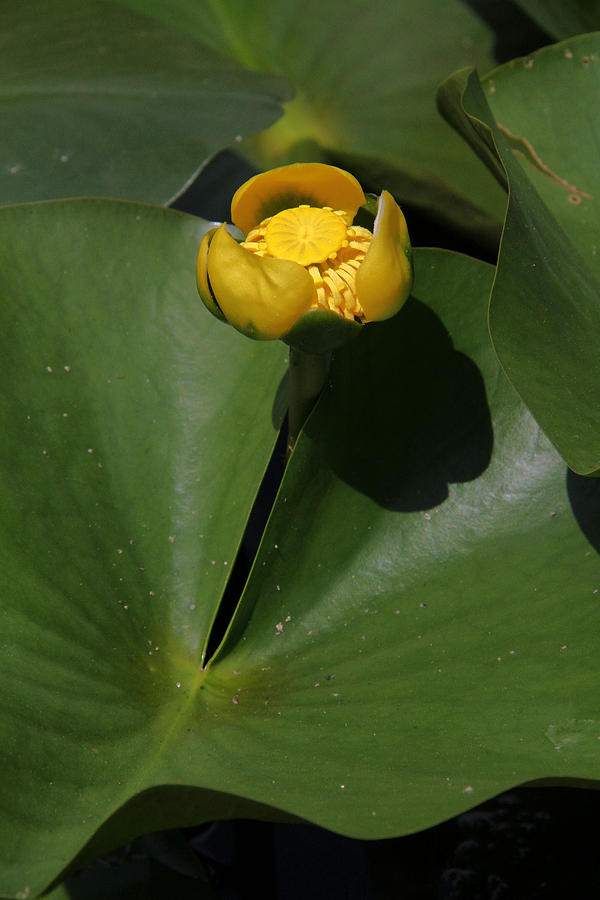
[{"xmin": 305, "ymin": 297, "xmax": 493, "ymax": 512}]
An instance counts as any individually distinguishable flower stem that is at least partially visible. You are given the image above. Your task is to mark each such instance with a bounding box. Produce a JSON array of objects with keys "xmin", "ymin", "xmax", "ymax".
[{"xmin": 287, "ymin": 348, "xmax": 329, "ymax": 459}]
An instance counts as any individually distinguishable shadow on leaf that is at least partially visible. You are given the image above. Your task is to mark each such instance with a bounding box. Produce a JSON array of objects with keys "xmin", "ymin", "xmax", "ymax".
[
  {"xmin": 306, "ymin": 297, "xmax": 493, "ymax": 511},
  {"xmin": 567, "ymin": 469, "xmax": 600, "ymax": 554}
]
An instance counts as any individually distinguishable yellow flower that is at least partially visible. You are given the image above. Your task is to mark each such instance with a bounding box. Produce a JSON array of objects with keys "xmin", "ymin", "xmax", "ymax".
[{"xmin": 196, "ymin": 163, "xmax": 412, "ymax": 350}]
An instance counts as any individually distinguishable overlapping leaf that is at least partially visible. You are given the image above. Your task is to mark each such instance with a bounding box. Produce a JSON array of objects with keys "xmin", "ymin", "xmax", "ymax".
[
  {"xmin": 438, "ymin": 33, "xmax": 600, "ymax": 473},
  {"xmin": 2, "ymin": 200, "xmax": 599, "ymax": 896},
  {"xmin": 115, "ymin": 0, "xmax": 540, "ymax": 220},
  {"xmin": 514, "ymin": 0, "xmax": 600, "ymax": 39},
  {"xmin": 0, "ymin": 0, "xmax": 290, "ymax": 206}
]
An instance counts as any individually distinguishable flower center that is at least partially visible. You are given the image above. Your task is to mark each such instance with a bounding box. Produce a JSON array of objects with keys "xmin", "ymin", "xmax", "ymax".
[
  {"xmin": 265, "ymin": 205, "xmax": 346, "ymax": 266},
  {"xmin": 241, "ymin": 206, "xmax": 373, "ymax": 321}
]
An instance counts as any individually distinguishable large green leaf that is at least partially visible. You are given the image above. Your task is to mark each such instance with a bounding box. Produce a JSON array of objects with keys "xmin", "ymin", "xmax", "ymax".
[
  {"xmin": 2, "ymin": 202, "xmax": 599, "ymax": 896},
  {"xmin": 438, "ymin": 34, "xmax": 600, "ymax": 474},
  {"xmin": 204, "ymin": 250, "xmax": 600, "ymax": 835},
  {"xmin": 114, "ymin": 0, "xmax": 529, "ymax": 220},
  {"xmin": 0, "ymin": 199, "xmax": 287, "ymax": 897},
  {"xmin": 0, "ymin": 0, "xmax": 290, "ymax": 206}
]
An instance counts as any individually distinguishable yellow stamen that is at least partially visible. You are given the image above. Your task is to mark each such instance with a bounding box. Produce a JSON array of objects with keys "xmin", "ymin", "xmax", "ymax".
[{"xmin": 241, "ymin": 208, "xmax": 373, "ymax": 321}]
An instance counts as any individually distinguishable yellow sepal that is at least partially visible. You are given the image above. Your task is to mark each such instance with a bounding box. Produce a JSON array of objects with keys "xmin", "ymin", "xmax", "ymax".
[
  {"xmin": 231, "ymin": 163, "xmax": 366, "ymax": 234},
  {"xmin": 206, "ymin": 224, "xmax": 316, "ymax": 340},
  {"xmin": 196, "ymin": 229, "xmax": 225, "ymax": 320},
  {"xmin": 355, "ymin": 191, "xmax": 413, "ymax": 321}
]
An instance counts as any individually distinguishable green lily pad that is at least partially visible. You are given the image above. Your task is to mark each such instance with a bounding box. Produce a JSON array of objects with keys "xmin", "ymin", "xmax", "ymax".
[
  {"xmin": 206, "ymin": 248, "xmax": 600, "ymax": 839},
  {"xmin": 0, "ymin": 0, "xmax": 290, "ymax": 206},
  {"xmin": 0, "ymin": 198, "xmax": 287, "ymax": 897},
  {"xmin": 2, "ymin": 199, "xmax": 599, "ymax": 896},
  {"xmin": 438, "ymin": 33, "xmax": 600, "ymax": 474}
]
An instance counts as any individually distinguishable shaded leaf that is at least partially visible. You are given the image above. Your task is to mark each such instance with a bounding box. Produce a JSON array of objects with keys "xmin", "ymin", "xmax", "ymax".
[
  {"xmin": 0, "ymin": 0, "xmax": 290, "ymax": 206},
  {"xmin": 323, "ymin": 147, "xmax": 503, "ymax": 261},
  {"xmin": 513, "ymin": 0, "xmax": 600, "ymax": 39},
  {"xmin": 115, "ymin": 0, "xmax": 531, "ymax": 219}
]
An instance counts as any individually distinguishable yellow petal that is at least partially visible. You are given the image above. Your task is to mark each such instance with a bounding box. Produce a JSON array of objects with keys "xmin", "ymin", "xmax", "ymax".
[
  {"xmin": 355, "ymin": 191, "xmax": 412, "ymax": 322},
  {"xmin": 207, "ymin": 224, "xmax": 316, "ymax": 340},
  {"xmin": 196, "ymin": 228, "xmax": 225, "ymax": 320},
  {"xmin": 231, "ymin": 163, "xmax": 366, "ymax": 234}
]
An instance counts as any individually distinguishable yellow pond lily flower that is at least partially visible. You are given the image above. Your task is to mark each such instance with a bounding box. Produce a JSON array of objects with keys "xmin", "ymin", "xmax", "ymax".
[{"xmin": 197, "ymin": 163, "xmax": 412, "ymax": 350}]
